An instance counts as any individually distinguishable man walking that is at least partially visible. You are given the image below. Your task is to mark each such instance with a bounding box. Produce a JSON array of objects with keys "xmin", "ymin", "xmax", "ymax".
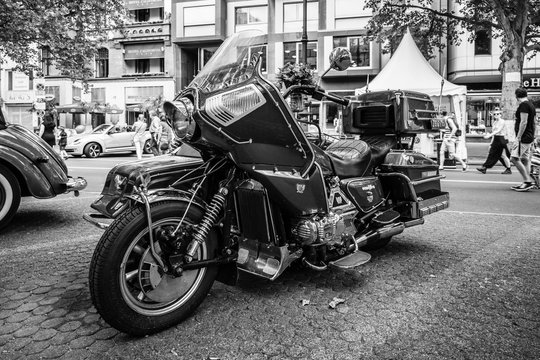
[
  {"xmin": 148, "ymin": 110, "xmax": 162, "ymax": 156},
  {"xmin": 511, "ymin": 88, "xmax": 536, "ymax": 192}
]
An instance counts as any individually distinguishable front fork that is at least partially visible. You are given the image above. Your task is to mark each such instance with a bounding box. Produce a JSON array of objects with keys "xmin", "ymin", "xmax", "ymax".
[{"xmin": 134, "ymin": 184, "xmax": 230, "ymax": 268}]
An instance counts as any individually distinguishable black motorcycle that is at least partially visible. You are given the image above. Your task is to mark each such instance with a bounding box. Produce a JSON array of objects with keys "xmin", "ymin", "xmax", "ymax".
[{"xmin": 86, "ymin": 30, "xmax": 449, "ymax": 335}]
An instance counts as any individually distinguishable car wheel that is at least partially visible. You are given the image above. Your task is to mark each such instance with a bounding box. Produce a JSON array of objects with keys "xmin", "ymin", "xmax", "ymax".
[
  {"xmin": 84, "ymin": 143, "xmax": 102, "ymax": 158},
  {"xmin": 0, "ymin": 164, "xmax": 22, "ymax": 231},
  {"xmin": 143, "ymin": 140, "xmax": 152, "ymax": 154}
]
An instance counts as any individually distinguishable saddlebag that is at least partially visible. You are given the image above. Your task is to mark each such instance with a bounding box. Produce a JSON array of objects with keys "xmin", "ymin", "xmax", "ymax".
[{"xmin": 378, "ymin": 150, "xmax": 449, "ymax": 219}]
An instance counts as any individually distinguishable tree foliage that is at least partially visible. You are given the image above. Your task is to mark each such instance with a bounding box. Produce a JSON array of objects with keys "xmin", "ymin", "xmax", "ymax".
[
  {"xmin": 365, "ymin": 0, "xmax": 540, "ymax": 63},
  {"xmin": 0, "ymin": 0, "xmax": 127, "ymax": 81},
  {"xmin": 364, "ymin": 0, "xmax": 540, "ymax": 117}
]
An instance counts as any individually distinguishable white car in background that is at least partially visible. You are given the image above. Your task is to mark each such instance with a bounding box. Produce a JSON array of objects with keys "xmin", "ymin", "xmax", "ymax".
[{"xmin": 65, "ymin": 124, "xmax": 152, "ymax": 158}]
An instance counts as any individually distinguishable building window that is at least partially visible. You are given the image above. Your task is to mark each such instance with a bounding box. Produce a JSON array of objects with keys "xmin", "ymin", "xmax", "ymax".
[
  {"xmin": 283, "ymin": 42, "xmax": 317, "ymax": 70},
  {"xmin": 283, "ymin": 1, "xmax": 318, "ymax": 33},
  {"xmin": 333, "ymin": 36, "xmax": 370, "ymax": 67},
  {"xmin": 184, "ymin": 5, "xmax": 215, "ymax": 37},
  {"xmin": 160, "ymin": 58, "xmax": 165, "ymax": 73},
  {"xmin": 474, "ymin": 28, "xmax": 491, "ymax": 55},
  {"xmin": 236, "ymin": 6, "xmax": 267, "ymax": 25},
  {"xmin": 249, "ymin": 45, "xmax": 267, "ymax": 73},
  {"xmin": 91, "ymin": 88, "xmax": 106, "ymax": 104},
  {"xmin": 135, "ymin": 59, "xmax": 150, "ymax": 74},
  {"xmin": 41, "ymin": 47, "xmax": 52, "ymax": 76},
  {"xmin": 133, "ymin": 9, "xmax": 150, "ymax": 22},
  {"xmin": 45, "ymin": 86, "xmax": 60, "ymax": 106},
  {"xmin": 96, "ymin": 48, "xmax": 109, "ymax": 78},
  {"xmin": 334, "ymin": 0, "xmax": 369, "ymax": 30}
]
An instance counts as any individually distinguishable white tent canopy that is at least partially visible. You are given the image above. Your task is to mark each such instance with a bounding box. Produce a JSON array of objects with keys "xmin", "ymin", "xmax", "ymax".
[{"xmin": 356, "ymin": 29, "xmax": 467, "ymax": 98}]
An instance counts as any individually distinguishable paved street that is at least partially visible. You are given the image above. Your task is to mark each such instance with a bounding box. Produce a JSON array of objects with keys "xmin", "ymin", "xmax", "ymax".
[{"xmin": 0, "ymin": 155, "xmax": 539, "ymax": 359}]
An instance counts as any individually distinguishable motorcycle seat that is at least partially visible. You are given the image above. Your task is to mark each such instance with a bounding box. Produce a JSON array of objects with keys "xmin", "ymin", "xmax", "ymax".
[
  {"xmin": 325, "ymin": 139, "xmax": 373, "ymax": 178},
  {"xmin": 361, "ymin": 136, "xmax": 398, "ymax": 167}
]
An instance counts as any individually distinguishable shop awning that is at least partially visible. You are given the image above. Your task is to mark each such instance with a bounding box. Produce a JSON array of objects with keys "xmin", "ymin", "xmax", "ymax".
[
  {"xmin": 56, "ymin": 103, "xmax": 89, "ymax": 114},
  {"xmin": 124, "ymin": 43, "xmax": 164, "ymax": 60},
  {"xmin": 126, "ymin": 0, "xmax": 164, "ymax": 10},
  {"xmin": 126, "ymin": 104, "xmax": 145, "ymax": 112}
]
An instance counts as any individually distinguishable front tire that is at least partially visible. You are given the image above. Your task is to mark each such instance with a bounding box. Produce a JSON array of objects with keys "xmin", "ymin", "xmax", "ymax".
[
  {"xmin": 0, "ymin": 164, "xmax": 21, "ymax": 231},
  {"xmin": 84, "ymin": 143, "xmax": 102, "ymax": 158},
  {"xmin": 89, "ymin": 201, "xmax": 218, "ymax": 336}
]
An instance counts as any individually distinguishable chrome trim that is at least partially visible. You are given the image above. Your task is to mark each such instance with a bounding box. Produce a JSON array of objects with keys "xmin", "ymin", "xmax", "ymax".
[
  {"xmin": 205, "ymin": 84, "xmax": 266, "ymax": 127},
  {"xmin": 410, "ymin": 175, "xmax": 445, "ymax": 186},
  {"xmin": 83, "ymin": 213, "xmax": 111, "ymax": 230},
  {"xmin": 66, "ymin": 177, "xmax": 87, "ymax": 195}
]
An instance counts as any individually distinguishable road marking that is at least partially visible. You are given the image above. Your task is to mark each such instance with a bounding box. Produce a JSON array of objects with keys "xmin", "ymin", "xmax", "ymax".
[
  {"xmin": 442, "ymin": 210, "xmax": 540, "ymax": 218},
  {"xmin": 443, "ymin": 179, "xmax": 519, "ymax": 185}
]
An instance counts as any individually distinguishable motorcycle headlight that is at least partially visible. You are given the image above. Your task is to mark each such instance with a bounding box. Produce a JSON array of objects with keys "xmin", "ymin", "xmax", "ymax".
[{"xmin": 163, "ymin": 98, "xmax": 195, "ymax": 141}]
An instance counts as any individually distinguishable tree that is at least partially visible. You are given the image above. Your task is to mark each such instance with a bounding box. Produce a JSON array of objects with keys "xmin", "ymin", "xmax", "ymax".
[
  {"xmin": 364, "ymin": 0, "xmax": 540, "ymax": 119},
  {"xmin": 0, "ymin": 0, "xmax": 127, "ymax": 82}
]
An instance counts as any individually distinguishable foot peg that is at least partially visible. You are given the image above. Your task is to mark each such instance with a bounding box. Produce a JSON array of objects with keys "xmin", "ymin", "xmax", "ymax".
[
  {"xmin": 372, "ymin": 209, "xmax": 400, "ymax": 226},
  {"xmin": 329, "ymin": 251, "xmax": 371, "ymax": 269}
]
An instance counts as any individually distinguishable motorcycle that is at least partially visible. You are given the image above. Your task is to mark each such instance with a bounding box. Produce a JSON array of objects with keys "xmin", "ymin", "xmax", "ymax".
[{"xmin": 86, "ymin": 30, "xmax": 449, "ymax": 335}]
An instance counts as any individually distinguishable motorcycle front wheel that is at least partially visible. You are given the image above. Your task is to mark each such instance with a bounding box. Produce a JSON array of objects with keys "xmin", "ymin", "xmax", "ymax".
[{"xmin": 89, "ymin": 200, "xmax": 218, "ymax": 336}]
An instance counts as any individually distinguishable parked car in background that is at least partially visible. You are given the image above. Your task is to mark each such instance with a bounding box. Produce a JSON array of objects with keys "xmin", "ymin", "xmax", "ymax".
[
  {"xmin": 65, "ymin": 124, "xmax": 152, "ymax": 158},
  {"xmin": 0, "ymin": 108, "xmax": 87, "ymax": 230}
]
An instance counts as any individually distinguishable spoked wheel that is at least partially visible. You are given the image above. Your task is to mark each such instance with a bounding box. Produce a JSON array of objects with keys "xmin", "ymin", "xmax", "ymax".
[
  {"xmin": 89, "ymin": 201, "xmax": 218, "ymax": 336},
  {"xmin": 84, "ymin": 143, "xmax": 102, "ymax": 158}
]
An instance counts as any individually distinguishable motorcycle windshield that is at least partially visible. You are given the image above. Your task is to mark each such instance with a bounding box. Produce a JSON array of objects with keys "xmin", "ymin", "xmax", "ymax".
[
  {"xmin": 188, "ymin": 30, "xmax": 315, "ymax": 176},
  {"xmin": 190, "ymin": 30, "xmax": 266, "ymax": 93}
]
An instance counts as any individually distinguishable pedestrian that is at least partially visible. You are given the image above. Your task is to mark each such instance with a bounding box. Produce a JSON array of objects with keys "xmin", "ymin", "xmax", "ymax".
[
  {"xmin": 158, "ymin": 114, "xmax": 173, "ymax": 154},
  {"xmin": 38, "ymin": 113, "xmax": 57, "ymax": 149},
  {"xmin": 132, "ymin": 114, "xmax": 147, "ymax": 160},
  {"xmin": 476, "ymin": 107, "xmax": 512, "ymax": 174},
  {"xmin": 57, "ymin": 127, "xmax": 69, "ymax": 160},
  {"xmin": 438, "ymin": 112, "xmax": 467, "ymax": 171},
  {"xmin": 148, "ymin": 110, "xmax": 162, "ymax": 156},
  {"xmin": 510, "ymin": 87, "xmax": 537, "ymax": 192}
]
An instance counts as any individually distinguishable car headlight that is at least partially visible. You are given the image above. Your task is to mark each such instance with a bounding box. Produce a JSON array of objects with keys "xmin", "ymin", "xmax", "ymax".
[{"xmin": 163, "ymin": 98, "xmax": 195, "ymax": 141}]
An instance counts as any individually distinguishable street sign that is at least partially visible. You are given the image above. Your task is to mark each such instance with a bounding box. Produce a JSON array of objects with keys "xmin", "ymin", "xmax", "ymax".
[{"xmin": 34, "ymin": 102, "xmax": 46, "ymax": 110}]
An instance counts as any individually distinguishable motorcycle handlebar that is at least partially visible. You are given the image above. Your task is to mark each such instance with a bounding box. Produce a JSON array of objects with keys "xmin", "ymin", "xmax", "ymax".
[{"xmin": 282, "ymin": 85, "xmax": 350, "ymax": 107}]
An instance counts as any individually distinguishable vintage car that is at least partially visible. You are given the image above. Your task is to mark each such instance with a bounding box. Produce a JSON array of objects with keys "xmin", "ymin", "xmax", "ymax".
[
  {"xmin": 0, "ymin": 109, "xmax": 87, "ymax": 230},
  {"xmin": 65, "ymin": 123, "xmax": 152, "ymax": 158}
]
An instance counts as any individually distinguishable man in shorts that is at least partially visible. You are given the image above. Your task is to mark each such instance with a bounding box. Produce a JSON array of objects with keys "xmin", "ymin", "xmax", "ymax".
[
  {"xmin": 439, "ymin": 112, "xmax": 467, "ymax": 171},
  {"xmin": 511, "ymin": 88, "xmax": 536, "ymax": 192}
]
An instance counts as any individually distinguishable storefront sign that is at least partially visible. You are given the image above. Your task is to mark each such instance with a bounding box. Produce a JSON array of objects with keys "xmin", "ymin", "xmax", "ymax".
[
  {"xmin": 12, "ymin": 72, "xmax": 31, "ymax": 91},
  {"xmin": 125, "ymin": 0, "xmax": 163, "ymax": 10},
  {"xmin": 125, "ymin": 86, "xmax": 163, "ymax": 104},
  {"xmin": 124, "ymin": 43, "xmax": 164, "ymax": 60},
  {"xmin": 4, "ymin": 91, "xmax": 34, "ymax": 104},
  {"xmin": 523, "ymin": 78, "xmax": 540, "ymax": 88}
]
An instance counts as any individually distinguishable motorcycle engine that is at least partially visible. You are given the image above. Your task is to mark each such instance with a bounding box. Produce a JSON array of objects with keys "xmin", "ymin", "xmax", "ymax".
[
  {"xmin": 292, "ymin": 178, "xmax": 358, "ymax": 246},
  {"xmin": 293, "ymin": 211, "xmax": 357, "ymax": 246}
]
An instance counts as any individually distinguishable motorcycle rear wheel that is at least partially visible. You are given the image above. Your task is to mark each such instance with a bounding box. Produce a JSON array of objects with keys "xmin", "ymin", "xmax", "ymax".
[{"xmin": 89, "ymin": 200, "xmax": 218, "ymax": 336}]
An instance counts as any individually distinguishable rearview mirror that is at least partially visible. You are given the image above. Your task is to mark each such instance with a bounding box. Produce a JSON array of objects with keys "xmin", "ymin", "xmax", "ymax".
[{"xmin": 329, "ymin": 47, "xmax": 352, "ymax": 71}]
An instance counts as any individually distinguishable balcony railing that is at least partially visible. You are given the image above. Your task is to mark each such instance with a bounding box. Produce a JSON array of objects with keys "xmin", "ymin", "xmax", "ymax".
[{"xmin": 122, "ymin": 72, "xmax": 166, "ymax": 77}]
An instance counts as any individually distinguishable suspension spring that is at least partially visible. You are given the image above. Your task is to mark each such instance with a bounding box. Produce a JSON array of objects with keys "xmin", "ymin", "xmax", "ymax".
[{"xmin": 185, "ymin": 188, "xmax": 227, "ymax": 260}]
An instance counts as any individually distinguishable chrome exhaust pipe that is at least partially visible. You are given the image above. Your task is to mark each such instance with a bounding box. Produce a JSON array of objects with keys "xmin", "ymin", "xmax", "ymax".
[{"xmin": 353, "ymin": 223, "xmax": 405, "ymax": 248}]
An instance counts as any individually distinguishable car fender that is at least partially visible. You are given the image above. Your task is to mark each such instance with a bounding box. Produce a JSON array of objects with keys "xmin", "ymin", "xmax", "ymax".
[{"xmin": 0, "ymin": 146, "xmax": 58, "ymax": 198}]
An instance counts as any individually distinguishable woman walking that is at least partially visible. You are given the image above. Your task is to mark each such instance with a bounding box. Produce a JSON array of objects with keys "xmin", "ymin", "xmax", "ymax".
[
  {"xmin": 38, "ymin": 113, "xmax": 57, "ymax": 148},
  {"xmin": 476, "ymin": 108, "xmax": 512, "ymax": 174},
  {"xmin": 132, "ymin": 114, "xmax": 147, "ymax": 160}
]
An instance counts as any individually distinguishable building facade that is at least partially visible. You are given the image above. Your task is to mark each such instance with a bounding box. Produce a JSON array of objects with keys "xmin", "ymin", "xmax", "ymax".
[{"xmin": 1, "ymin": 0, "xmax": 538, "ymax": 135}]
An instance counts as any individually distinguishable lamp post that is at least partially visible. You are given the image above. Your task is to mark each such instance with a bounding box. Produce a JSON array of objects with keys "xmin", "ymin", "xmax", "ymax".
[{"xmin": 301, "ymin": 0, "xmax": 308, "ymax": 65}]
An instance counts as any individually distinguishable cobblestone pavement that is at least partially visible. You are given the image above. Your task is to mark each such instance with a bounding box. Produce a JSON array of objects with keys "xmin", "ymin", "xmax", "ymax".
[{"xmin": 0, "ymin": 198, "xmax": 539, "ymax": 359}]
